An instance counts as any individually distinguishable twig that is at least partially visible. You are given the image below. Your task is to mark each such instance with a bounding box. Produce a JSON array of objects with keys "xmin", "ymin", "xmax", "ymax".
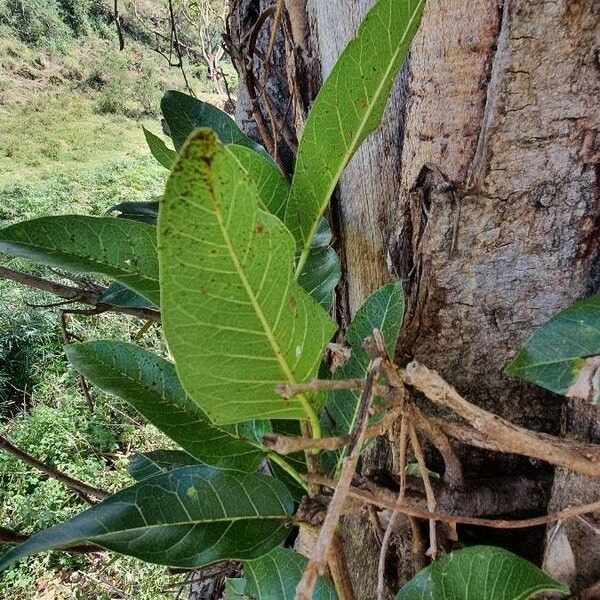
[
  {"xmin": 0, "ymin": 526, "xmax": 100, "ymax": 554},
  {"xmin": 377, "ymin": 413, "xmax": 409, "ymax": 600},
  {"xmin": 404, "ymin": 361, "xmax": 600, "ymax": 478},
  {"xmin": 295, "ymin": 358, "xmax": 382, "ymax": 600},
  {"xmin": 306, "ymin": 474, "xmax": 600, "ymax": 530},
  {"xmin": 0, "ymin": 266, "xmax": 160, "ymax": 322},
  {"xmin": 0, "ymin": 434, "xmax": 109, "ymax": 502},
  {"xmin": 412, "ymin": 406, "xmax": 463, "ymax": 488},
  {"xmin": 327, "ymin": 533, "xmax": 355, "ymax": 600},
  {"xmin": 113, "ymin": 0, "xmax": 125, "ymax": 51},
  {"xmin": 409, "ymin": 424, "xmax": 438, "ymax": 558},
  {"xmin": 263, "ymin": 406, "xmax": 403, "ymax": 454},
  {"xmin": 276, "ymin": 378, "xmax": 388, "ymax": 399}
]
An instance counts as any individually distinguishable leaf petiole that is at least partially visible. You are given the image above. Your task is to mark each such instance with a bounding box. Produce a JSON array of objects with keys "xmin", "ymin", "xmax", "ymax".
[{"xmin": 267, "ymin": 452, "xmax": 308, "ymax": 492}]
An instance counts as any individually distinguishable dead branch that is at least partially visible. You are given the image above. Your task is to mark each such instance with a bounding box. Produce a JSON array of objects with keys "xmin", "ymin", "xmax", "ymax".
[
  {"xmin": 307, "ymin": 474, "xmax": 600, "ymax": 530},
  {"xmin": 0, "ymin": 266, "xmax": 160, "ymax": 322},
  {"xmin": 295, "ymin": 357, "xmax": 382, "ymax": 600},
  {"xmin": 404, "ymin": 361, "xmax": 600, "ymax": 478},
  {"xmin": 327, "ymin": 533, "xmax": 355, "ymax": 600},
  {"xmin": 0, "ymin": 434, "xmax": 109, "ymax": 502}
]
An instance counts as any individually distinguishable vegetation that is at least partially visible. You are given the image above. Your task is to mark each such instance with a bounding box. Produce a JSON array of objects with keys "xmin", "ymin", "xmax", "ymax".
[{"xmin": 0, "ymin": 0, "xmax": 598, "ymax": 598}]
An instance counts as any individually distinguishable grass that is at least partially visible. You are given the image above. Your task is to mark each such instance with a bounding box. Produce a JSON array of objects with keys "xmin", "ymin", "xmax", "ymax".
[{"xmin": 0, "ymin": 15, "xmax": 205, "ymax": 599}]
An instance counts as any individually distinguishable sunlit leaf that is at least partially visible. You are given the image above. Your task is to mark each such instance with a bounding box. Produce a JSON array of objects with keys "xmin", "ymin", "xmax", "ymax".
[
  {"xmin": 0, "ymin": 215, "xmax": 159, "ymax": 304},
  {"xmin": 0, "ymin": 467, "xmax": 293, "ymax": 570},
  {"xmin": 395, "ymin": 546, "xmax": 569, "ymax": 600},
  {"xmin": 285, "ymin": 0, "xmax": 425, "ymax": 262},
  {"xmin": 66, "ymin": 341, "xmax": 267, "ymax": 472},
  {"xmin": 159, "ymin": 129, "xmax": 335, "ymax": 425}
]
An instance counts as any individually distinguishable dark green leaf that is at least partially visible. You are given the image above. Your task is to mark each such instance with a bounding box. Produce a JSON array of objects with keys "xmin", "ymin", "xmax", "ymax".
[
  {"xmin": 0, "ymin": 216, "xmax": 159, "ymax": 305},
  {"xmin": 143, "ymin": 127, "xmax": 177, "ymax": 170},
  {"xmin": 285, "ymin": 0, "xmax": 425, "ymax": 261},
  {"xmin": 129, "ymin": 449, "xmax": 199, "ymax": 480},
  {"xmin": 506, "ymin": 293, "xmax": 600, "ymax": 403},
  {"xmin": 65, "ymin": 341, "xmax": 267, "ymax": 472},
  {"xmin": 395, "ymin": 546, "xmax": 569, "ymax": 600},
  {"xmin": 0, "ymin": 467, "xmax": 294, "ymax": 571},
  {"xmin": 99, "ymin": 282, "xmax": 154, "ymax": 309},
  {"xmin": 297, "ymin": 245, "xmax": 340, "ymax": 312},
  {"xmin": 227, "ymin": 144, "xmax": 289, "ymax": 219},
  {"xmin": 159, "ymin": 130, "xmax": 336, "ymax": 425},
  {"xmin": 326, "ymin": 282, "xmax": 404, "ymax": 438},
  {"xmin": 244, "ymin": 547, "xmax": 337, "ymax": 600},
  {"xmin": 161, "ymin": 90, "xmax": 270, "ymax": 160},
  {"xmin": 108, "ymin": 200, "xmax": 159, "ymax": 225},
  {"xmin": 223, "ymin": 578, "xmax": 249, "ymax": 599}
]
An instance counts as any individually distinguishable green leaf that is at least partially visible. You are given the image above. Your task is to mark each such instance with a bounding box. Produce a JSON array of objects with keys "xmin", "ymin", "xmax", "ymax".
[
  {"xmin": 0, "ymin": 216, "xmax": 160, "ymax": 305},
  {"xmin": 244, "ymin": 547, "xmax": 337, "ymax": 600},
  {"xmin": 159, "ymin": 129, "xmax": 336, "ymax": 425},
  {"xmin": 227, "ymin": 144, "xmax": 289, "ymax": 219},
  {"xmin": 506, "ymin": 293, "xmax": 600, "ymax": 403},
  {"xmin": 0, "ymin": 467, "xmax": 294, "ymax": 571},
  {"xmin": 99, "ymin": 282, "xmax": 154, "ymax": 309},
  {"xmin": 161, "ymin": 90, "xmax": 270, "ymax": 160},
  {"xmin": 395, "ymin": 546, "xmax": 569, "ymax": 600},
  {"xmin": 298, "ymin": 245, "xmax": 340, "ymax": 312},
  {"xmin": 325, "ymin": 282, "xmax": 404, "ymax": 438},
  {"xmin": 129, "ymin": 449, "xmax": 199, "ymax": 480},
  {"xmin": 108, "ymin": 200, "xmax": 159, "ymax": 225},
  {"xmin": 223, "ymin": 578, "xmax": 249, "ymax": 599},
  {"xmin": 285, "ymin": 0, "xmax": 425, "ymax": 262},
  {"xmin": 65, "ymin": 341, "xmax": 267, "ymax": 472},
  {"xmin": 143, "ymin": 127, "xmax": 177, "ymax": 170}
]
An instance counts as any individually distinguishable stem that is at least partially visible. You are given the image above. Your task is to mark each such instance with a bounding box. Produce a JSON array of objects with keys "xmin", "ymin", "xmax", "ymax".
[
  {"xmin": 268, "ymin": 452, "xmax": 308, "ymax": 492},
  {"xmin": 299, "ymin": 394, "xmax": 321, "ymax": 439}
]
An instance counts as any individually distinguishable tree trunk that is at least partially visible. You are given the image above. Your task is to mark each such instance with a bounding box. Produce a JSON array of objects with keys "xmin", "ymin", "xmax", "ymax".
[{"xmin": 231, "ymin": 0, "xmax": 600, "ymax": 596}]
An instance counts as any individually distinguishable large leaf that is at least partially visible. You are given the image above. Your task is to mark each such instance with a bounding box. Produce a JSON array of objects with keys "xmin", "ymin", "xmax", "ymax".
[
  {"xmin": 0, "ymin": 216, "xmax": 159, "ymax": 305},
  {"xmin": 161, "ymin": 90, "xmax": 270, "ymax": 160},
  {"xmin": 298, "ymin": 245, "xmax": 340, "ymax": 312},
  {"xmin": 0, "ymin": 467, "xmax": 293, "ymax": 571},
  {"xmin": 285, "ymin": 0, "xmax": 425, "ymax": 262},
  {"xmin": 143, "ymin": 127, "xmax": 177, "ymax": 170},
  {"xmin": 65, "ymin": 341, "xmax": 267, "ymax": 472},
  {"xmin": 129, "ymin": 450, "xmax": 200, "ymax": 481},
  {"xmin": 506, "ymin": 292, "xmax": 600, "ymax": 403},
  {"xmin": 395, "ymin": 546, "xmax": 569, "ymax": 600},
  {"xmin": 244, "ymin": 547, "xmax": 337, "ymax": 600},
  {"xmin": 159, "ymin": 129, "xmax": 336, "ymax": 425},
  {"xmin": 227, "ymin": 144, "xmax": 289, "ymax": 219},
  {"xmin": 325, "ymin": 282, "xmax": 404, "ymax": 438}
]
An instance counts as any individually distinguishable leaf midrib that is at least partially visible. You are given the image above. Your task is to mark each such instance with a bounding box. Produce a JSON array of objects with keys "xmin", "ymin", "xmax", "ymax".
[
  {"xmin": 294, "ymin": 0, "xmax": 425, "ymax": 261},
  {"xmin": 203, "ymin": 167, "xmax": 300, "ymax": 393}
]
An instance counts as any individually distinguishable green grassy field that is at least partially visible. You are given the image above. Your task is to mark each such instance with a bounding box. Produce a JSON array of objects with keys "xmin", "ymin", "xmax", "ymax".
[{"xmin": 0, "ymin": 9, "xmax": 215, "ymax": 597}]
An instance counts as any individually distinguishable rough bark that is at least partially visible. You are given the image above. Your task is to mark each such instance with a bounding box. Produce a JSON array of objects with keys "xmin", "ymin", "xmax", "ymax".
[{"xmin": 232, "ymin": 0, "xmax": 600, "ymax": 596}]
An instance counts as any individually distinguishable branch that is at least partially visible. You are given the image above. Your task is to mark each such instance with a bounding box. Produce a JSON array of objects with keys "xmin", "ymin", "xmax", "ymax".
[
  {"xmin": 0, "ymin": 434, "xmax": 110, "ymax": 502},
  {"xmin": 307, "ymin": 474, "xmax": 600, "ymax": 530},
  {"xmin": 0, "ymin": 266, "xmax": 160, "ymax": 322},
  {"xmin": 0, "ymin": 526, "xmax": 100, "ymax": 554},
  {"xmin": 404, "ymin": 361, "xmax": 600, "ymax": 478},
  {"xmin": 295, "ymin": 356, "xmax": 382, "ymax": 600}
]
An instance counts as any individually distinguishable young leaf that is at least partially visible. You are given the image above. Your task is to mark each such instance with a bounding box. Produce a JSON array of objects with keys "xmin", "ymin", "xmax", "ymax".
[
  {"xmin": 227, "ymin": 144, "xmax": 289, "ymax": 219},
  {"xmin": 506, "ymin": 292, "xmax": 600, "ymax": 403},
  {"xmin": 159, "ymin": 129, "xmax": 336, "ymax": 425},
  {"xmin": 143, "ymin": 127, "xmax": 176, "ymax": 170},
  {"xmin": 326, "ymin": 282, "xmax": 404, "ymax": 437},
  {"xmin": 65, "ymin": 341, "xmax": 267, "ymax": 472},
  {"xmin": 395, "ymin": 546, "xmax": 569, "ymax": 600},
  {"xmin": 161, "ymin": 90, "xmax": 270, "ymax": 160},
  {"xmin": 0, "ymin": 216, "xmax": 159, "ymax": 305},
  {"xmin": 129, "ymin": 450, "xmax": 199, "ymax": 481},
  {"xmin": 244, "ymin": 547, "xmax": 337, "ymax": 600},
  {"xmin": 285, "ymin": 0, "xmax": 425, "ymax": 266},
  {"xmin": 0, "ymin": 467, "xmax": 294, "ymax": 571}
]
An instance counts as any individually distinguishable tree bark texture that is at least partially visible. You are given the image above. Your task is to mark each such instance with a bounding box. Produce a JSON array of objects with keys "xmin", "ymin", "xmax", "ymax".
[{"xmin": 232, "ymin": 0, "xmax": 599, "ymax": 596}]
